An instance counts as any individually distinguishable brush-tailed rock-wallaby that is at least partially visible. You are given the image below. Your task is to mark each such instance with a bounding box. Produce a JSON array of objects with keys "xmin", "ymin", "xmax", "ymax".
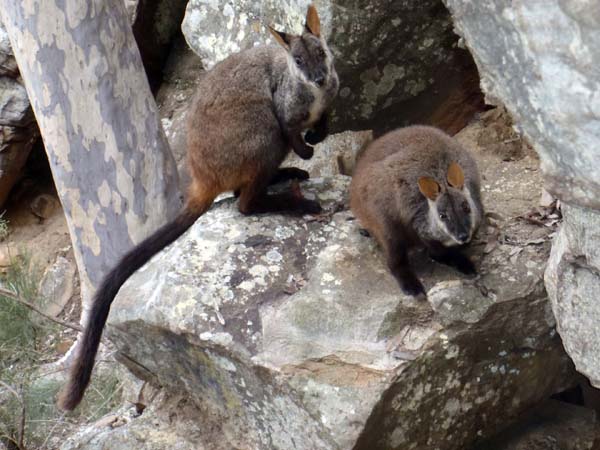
[
  {"xmin": 58, "ymin": 4, "xmax": 338, "ymax": 411},
  {"xmin": 350, "ymin": 125, "xmax": 483, "ymax": 297}
]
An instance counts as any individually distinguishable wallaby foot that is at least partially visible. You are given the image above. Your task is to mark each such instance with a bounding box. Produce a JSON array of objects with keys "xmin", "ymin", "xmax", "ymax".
[
  {"xmin": 396, "ymin": 272, "xmax": 426, "ymax": 297},
  {"xmin": 270, "ymin": 167, "xmax": 310, "ymax": 185},
  {"xmin": 238, "ymin": 175, "xmax": 321, "ymax": 216},
  {"xmin": 359, "ymin": 228, "xmax": 371, "ymax": 237},
  {"xmin": 305, "ymin": 113, "xmax": 329, "ymax": 145},
  {"xmin": 428, "ymin": 246, "xmax": 477, "ymax": 275},
  {"xmin": 240, "ymin": 193, "xmax": 321, "ymax": 215}
]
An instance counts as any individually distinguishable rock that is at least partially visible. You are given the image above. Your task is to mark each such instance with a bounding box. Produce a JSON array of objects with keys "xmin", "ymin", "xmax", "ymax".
[
  {"xmin": 60, "ymin": 393, "xmax": 205, "ymax": 450},
  {"xmin": 442, "ymin": 0, "xmax": 600, "ymax": 391},
  {"xmin": 284, "ymin": 129, "xmax": 373, "ymax": 178},
  {"xmin": 442, "ymin": 1, "xmax": 600, "ymax": 211},
  {"xmin": 0, "ymin": 20, "xmax": 17, "ymax": 76},
  {"xmin": 0, "ymin": 20, "xmax": 39, "ymax": 208},
  {"xmin": 181, "ymin": 0, "xmax": 484, "ymax": 134},
  {"xmin": 38, "ymin": 255, "xmax": 76, "ymax": 317},
  {"xmin": 127, "ymin": 0, "xmax": 189, "ymax": 92},
  {"xmin": 546, "ymin": 205, "xmax": 600, "ymax": 388},
  {"xmin": 101, "ymin": 128, "xmax": 574, "ymax": 449},
  {"xmin": 474, "ymin": 399, "xmax": 600, "ymax": 450},
  {"xmin": 30, "ymin": 193, "xmax": 60, "ymax": 220}
]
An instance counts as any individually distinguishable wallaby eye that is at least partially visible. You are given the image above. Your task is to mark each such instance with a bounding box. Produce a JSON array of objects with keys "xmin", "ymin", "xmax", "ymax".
[
  {"xmin": 463, "ymin": 203, "xmax": 471, "ymax": 213},
  {"xmin": 318, "ymin": 48, "xmax": 326, "ymax": 58},
  {"xmin": 295, "ymin": 56, "xmax": 304, "ymax": 66},
  {"xmin": 439, "ymin": 213, "xmax": 448, "ymax": 220}
]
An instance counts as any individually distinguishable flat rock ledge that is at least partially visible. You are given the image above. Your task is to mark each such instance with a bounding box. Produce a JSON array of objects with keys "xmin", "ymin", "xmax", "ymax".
[{"xmin": 72, "ymin": 165, "xmax": 573, "ymax": 450}]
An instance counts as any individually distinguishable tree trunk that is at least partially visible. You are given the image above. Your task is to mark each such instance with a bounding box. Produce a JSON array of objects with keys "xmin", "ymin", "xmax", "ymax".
[{"xmin": 0, "ymin": 1, "xmax": 181, "ymax": 309}]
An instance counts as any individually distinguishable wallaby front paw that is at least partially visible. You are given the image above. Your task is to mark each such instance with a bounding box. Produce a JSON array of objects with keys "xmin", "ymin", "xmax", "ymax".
[
  {"xmin": 300, "ymin": 199, "xmax": 322, "ymax": 215},
  {"xmin": 399, "ymin": 276, "xmax": 426, "ymax": 297},
  {"xmin": 305, "ymin": 129, "xmax": 326, "ymax": 145},
  {"xmin": 455, "ymin": 257, "xmax": 477, "ymax": 276},
  {"xmin": 296, "ymin": 144, "xmax": 314, "ymax": 160}
]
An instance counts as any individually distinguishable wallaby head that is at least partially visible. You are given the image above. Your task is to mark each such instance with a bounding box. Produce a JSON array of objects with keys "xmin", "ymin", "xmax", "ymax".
[
  {"xmin": 269, "ymin": 5, "xmax": 333, "ymax": 88},
  {"xmin": 418, "ymin": 162, "xmax": 477, "ymax": 247}
]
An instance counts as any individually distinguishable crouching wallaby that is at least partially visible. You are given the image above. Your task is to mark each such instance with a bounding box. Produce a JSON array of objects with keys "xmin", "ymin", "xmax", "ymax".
[
  {"xmin": 350, "ymin": 126, "xmax": 483, "ymax": 297},
  {"xmin": 57, "ymin": 4, "xmax": 338, "ymax": 411}
]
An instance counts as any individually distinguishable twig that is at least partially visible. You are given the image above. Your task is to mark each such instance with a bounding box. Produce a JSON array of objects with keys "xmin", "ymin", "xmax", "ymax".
[
  {"xmin": 0, "ymin": 380, "xmax": 25, "ymax": 450},
  {"xmin": 40, "ymin": 411, "xmax": 67, "ymax": 450},
  {"xmin": 0, "ymin": 286, "xmax": 82, "ymax": 332}
]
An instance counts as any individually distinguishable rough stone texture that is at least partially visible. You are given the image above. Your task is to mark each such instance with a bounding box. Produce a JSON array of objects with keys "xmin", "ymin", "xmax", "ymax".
[
  {"xmin": 0, "ymin": 19, "xmax": 38, "ymax": 209},
  {"xmin": 283, "ymin": 129, "xmax": 372, "ymax": 177},
  {"xmin": 443, "ymin": 0, "xmax": 600, "ymax": 210},
  {"xmin": 546, "ymin": 205, "xmax": 600, "ymax": 388},
  {"xmin": 442, "ymin": 0, "xmax": 600, "ymax": 390},
  {"xmin": 181, "ymin": 0, "xmax": 484, "ymax": 134},
  {"xmin": 60, "ymin": 393, "xmax": 212, "ymax": 450},
  {"xmin": 38, "ymin": 255, "xmax": 76, "ymax": 317},
  {"xmin": 127, "ymin": 0, "xmax": 189, "ymax": 92},
  {"xmin": 92, "ymin": 121, "xmax": 575, "ymax": 450},
  {"xmin": 474, "ymin": 399, "xmax": 600, "ymax": 450}
]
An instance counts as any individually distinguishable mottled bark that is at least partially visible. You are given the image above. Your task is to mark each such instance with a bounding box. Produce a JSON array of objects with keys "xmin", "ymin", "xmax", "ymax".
[{"xmin": 0, "ymin": 1, "xmax": 181, "ymax": 308}]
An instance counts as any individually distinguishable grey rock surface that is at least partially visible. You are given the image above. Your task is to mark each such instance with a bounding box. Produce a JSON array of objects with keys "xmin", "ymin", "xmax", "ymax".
[
  {"xmin": 443, "ymin": 0, "xmax": 600, "ymax": 210},
  {"xmin": 0, "ymin": 19, "xmax": 38, "ymax": 208},
  {"xmin": 546, "ymin": 205, "xmax": 600, "ymax": 388},
  {"xmin": 38, "ymin": 255, "xmax": 76, "ymax": 318},
  {"xmin": 86, "ymin": 121, "xmax": 575, "ymax": 450},
  {"xmin": 181, "ymin": 0, "xmax": 483, "ymax": 133},
  {"xmin": 443, "ymin": 0, "xmax": 600, "ymax": 390},
  {"xmin": 474, "ymin": 399, "xmax": 600, "ymax": 450}
]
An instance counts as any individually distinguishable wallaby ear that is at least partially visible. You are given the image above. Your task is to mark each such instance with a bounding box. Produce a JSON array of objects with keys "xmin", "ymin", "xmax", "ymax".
[
  {"xmin": 447, "ymin": 162, "xmax": 465, "ymax": 189},
  {"xmin": 268, "ymin": 26, "xmax": 292, "ymax": 50},
  {"xmin": 305, "ymin": 4, "xmax": 321, "ymax": 37},
  {"xmin": 418, "ymin": 177, "xmax": 441, "ymax": 201}
]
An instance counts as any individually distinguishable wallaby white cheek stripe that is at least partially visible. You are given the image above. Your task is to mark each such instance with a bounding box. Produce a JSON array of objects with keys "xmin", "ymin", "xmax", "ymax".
[
  {"xmin": 428, "ymin": 198, "xmax": 463, "ymax": 246},
  {"xmin": 462, "ymin": 185, "xmax": 480, "ymax": 239},
  {"xmin": 286, "ymin": 53, "xmax": 308, "ymax": 83}
]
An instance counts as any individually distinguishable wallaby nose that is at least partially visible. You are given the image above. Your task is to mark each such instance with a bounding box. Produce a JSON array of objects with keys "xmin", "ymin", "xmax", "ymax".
[{"xmin": 315, "ymin": 75, "xmax": 325, "ymax": 86}]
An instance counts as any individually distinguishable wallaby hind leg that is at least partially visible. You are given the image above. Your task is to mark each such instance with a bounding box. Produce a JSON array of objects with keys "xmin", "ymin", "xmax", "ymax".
[{"xmin": 238, "ymin": 172, "xmax": 321, "ymax": 215}]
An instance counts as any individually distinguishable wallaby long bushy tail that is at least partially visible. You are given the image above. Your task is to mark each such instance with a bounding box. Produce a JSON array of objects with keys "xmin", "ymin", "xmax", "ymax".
[{"xmin": 57, "ymin": 204, "xmax": 210, "ymax": 411}]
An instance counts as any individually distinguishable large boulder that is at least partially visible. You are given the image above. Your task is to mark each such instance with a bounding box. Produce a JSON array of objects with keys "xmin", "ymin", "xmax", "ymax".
[
  {"xmin": 126, "ymin": 0, "xmax": 189, "ymax": 92},
  {"xmin": 442, "ymin": 0, "xmax": 600, "ymax": 389},
  {"xmin": 85, "ymin": 122, "xmax": 575, "ymax": 450},
  {"xmin": 0, "ymin": 20, "xmax": 38, "ymax": 209},
  {"xmin": 181, "ymin": 0, "xmax": 483, "ymax": 134},
  {"xmin": 474, "ymin": 399, "xmax": 600, "ymax": 450}
]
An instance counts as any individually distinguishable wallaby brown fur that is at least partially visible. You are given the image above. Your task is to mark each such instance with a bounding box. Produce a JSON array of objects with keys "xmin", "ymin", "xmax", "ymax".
[
  {"xmin": 350, "ymin": 125, "xmax": 483, "ymax": 296},
  {"xmin": 58, "ymin": 4, "xmax": 338, "ymax": 411}
]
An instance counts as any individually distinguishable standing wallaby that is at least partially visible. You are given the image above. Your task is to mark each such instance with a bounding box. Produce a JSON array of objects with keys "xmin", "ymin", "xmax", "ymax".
[
  {"xmin": 57, "ymin": 4, "xmax": 338, "ymax": 411},
  {"xmin": 350, "ymin": 125, "xmax": 483, "ymax": 296}
]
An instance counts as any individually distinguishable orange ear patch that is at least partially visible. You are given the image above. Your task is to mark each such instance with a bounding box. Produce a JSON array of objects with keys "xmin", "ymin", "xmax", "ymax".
[
  {"xmin": 418, "ymin": 177, "xmax": 441, "ymax": 200},
  {"xmin": 268, "ymin": 26, "xmax": 291, "ymax": 50},
  {"xmin": 305, "ymin": 4, "xmax": 321, "ymax": 37},
  {"xmin": 447, "ymin": 162, "xmax": 465, "ymax": 189}
]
